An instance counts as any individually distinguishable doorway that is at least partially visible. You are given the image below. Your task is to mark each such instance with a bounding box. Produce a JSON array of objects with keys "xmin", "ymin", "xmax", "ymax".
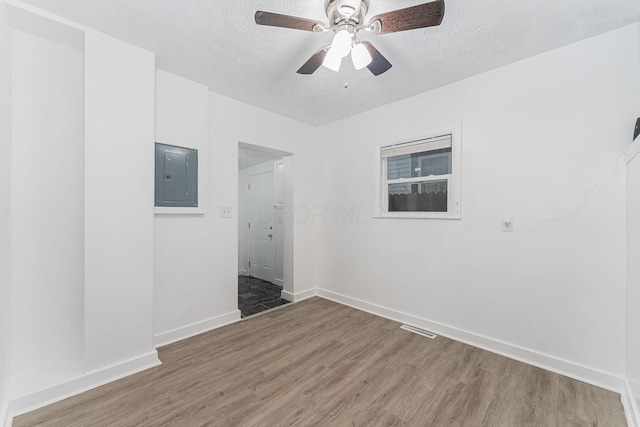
[{"xmin": 238, "ymin": 143, "xmax": 293, "ymax": 318}]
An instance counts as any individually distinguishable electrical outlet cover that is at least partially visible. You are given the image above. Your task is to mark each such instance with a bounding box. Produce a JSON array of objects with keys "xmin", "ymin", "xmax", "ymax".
[{"xmin": 220, "ymin": 207, "xmax": 232, "ymax": 218}]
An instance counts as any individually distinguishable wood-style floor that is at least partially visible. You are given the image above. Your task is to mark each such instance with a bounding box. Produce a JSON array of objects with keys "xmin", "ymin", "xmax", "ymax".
[{"xmin": 14, "ymin": 297, "xmax": 626, "ymax": 426}]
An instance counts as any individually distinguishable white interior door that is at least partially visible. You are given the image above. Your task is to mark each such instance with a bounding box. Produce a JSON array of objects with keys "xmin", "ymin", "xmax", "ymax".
[
  {"xmin": 249, "ymin": 171, "xmax": 275, "ymax": 282},
  {"xmin": 274, "ymin": 160, "xmax": 285, "ymax": 286}
]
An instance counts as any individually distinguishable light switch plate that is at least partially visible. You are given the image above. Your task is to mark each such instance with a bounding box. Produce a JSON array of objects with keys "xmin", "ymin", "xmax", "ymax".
[
  {"xmin": 502, "ymin": 216, "xmax": 514, "ymax": 232},
  {"xmin": 220, "ymin": 207, "xmax": 232, "ymax": 218}
]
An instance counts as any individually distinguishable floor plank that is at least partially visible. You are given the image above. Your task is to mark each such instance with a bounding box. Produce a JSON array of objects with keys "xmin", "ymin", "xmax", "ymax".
[{"xmin": 13, "ymin": 297, "xmax": 626, "ymax": 427}]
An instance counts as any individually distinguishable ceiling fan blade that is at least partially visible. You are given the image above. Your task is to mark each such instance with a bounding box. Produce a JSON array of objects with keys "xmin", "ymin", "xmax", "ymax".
[
  {"xmin": 361, "ymin": 42, "xmax": 392, "ymax": 76},
  {"xmin": 255, "ymin": 11, "xmax": 325, "ymax": 32},
  {"xmin": 297, "ymin": 46, "xmax": 330, "ymax": 75},
  {"xmin": 366, "ymin": 0, "xmax": 445, "ymax": 35}
]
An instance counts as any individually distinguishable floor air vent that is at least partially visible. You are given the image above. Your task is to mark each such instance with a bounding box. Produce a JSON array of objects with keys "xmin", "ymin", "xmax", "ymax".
[{"xmin": 400, "ymin": 324, "xmax": 438, "ymax": 339}]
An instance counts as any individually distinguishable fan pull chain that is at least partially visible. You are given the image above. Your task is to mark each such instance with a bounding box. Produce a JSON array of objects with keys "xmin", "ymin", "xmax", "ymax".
[{"xmin": 344, "ymin": 61, "xmax": 348, "ymax": 89}]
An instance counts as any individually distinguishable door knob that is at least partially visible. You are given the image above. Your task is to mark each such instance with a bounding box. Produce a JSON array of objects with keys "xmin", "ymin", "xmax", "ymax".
[{"xmin": 268, "ymin": 234, "xmax": 273, "ymax": 239}]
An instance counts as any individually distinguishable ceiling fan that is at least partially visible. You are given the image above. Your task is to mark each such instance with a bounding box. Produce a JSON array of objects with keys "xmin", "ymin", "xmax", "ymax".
[{"xmin": 254, "ymin": 0, "xmax": 445, "ymax": 76}]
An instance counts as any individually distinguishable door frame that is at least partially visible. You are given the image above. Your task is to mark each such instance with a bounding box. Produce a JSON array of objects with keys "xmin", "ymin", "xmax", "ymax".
[
  {"xmin": 238, "ymin": 142, "xmax": 294, "ymax": 301},
  {"xmin": 273, "ymin": 159, "xmax": 285, "ymax": 287}
]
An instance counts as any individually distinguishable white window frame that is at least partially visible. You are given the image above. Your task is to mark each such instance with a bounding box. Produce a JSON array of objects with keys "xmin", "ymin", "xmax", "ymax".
[{"xmin": 374, "ymin": 125, "xmax": 462, "ymax": 220}]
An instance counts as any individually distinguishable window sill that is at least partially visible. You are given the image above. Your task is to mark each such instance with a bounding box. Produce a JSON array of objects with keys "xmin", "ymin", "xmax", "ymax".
[
  {"xmin": 373, "ymin": 212, "xmax": 461, "ymax": 220},
  {"xmin": 155, "ymin": 207, "xmax": 205, "ymax": 215}
]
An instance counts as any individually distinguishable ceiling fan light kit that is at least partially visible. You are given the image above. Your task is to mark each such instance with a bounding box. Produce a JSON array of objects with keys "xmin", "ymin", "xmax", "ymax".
[
  {"xmin": 351, "ymin": 42, "xmax": 373, "ymax": 70},
  {"xmin": 330, "ymin": 29, "xmax": 353, "ymax": 58},
  {"xmin": 323, "ymin": 48, "xmax": 343, "ymax": 72},
  {"xmin": 255, "ymin": 0, "xmax": 445, "ymax": 77},
  {"xmin": 321, "ymin": 27, "xmax": 372, "ymax": 72}
]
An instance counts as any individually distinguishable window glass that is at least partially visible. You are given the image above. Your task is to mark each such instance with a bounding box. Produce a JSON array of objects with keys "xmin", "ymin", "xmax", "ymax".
[
  {"xmin": 380, "ymin": 132, "xmax": 459, "ymax": 218},
  {"xmin": 388, "ymin": 180, "xmax": 448, "ymax": 212},
  {"xmin": 387, "ymin": 148, "xmax": 452, "ymax": 179}
]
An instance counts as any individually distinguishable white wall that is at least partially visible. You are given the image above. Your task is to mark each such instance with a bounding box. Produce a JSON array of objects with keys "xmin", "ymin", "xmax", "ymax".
[
  {"xmin": 318, "ymin": 23, "xmax": 640, "ymax": 384},
  {"xmin": 154, "ymin": 70, "xmax": 212, "ymax": 341},
  {"xmin": 0, "ymin": 13, "xmax": 160, "ymax": 417},
  {"xmin": 154, "ymin": 70, "xmax": 208, "ymax": 215},
  {"xmin": 627, "ymin": 141, "xmax": 640, "ymax": 419},
  {"xmin": 84, "ymin": 30, "xmax": 156, "ymax": 371},
  {"xmin": 154, "ymin": 73, "xmax": 323, "ymax": 344},
  {"xmin": 0, "ymin": 0, "xmax": 12, "ymax": 419},
  {"xmin": 10, "ymin": 30, "xmax": 84, "ymax": 394},
  {"xmin": 210, "ymin": 93, "xmax": 322, "ymax": 303},
  {"xmin": 2, "ymin": 4, "xmax": 636, "ymax": 422}
]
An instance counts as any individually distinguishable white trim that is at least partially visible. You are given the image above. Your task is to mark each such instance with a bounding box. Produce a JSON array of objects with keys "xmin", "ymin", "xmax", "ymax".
[
  {"xmin": 7, "ymin": 0, "xmax": 90, "ymax": 33},
  {"xmin": 316, "ymin": 289, "xmax": 625, "ymax": 393},
  {"xmin": 273, "ymin": 159, "xmax": 285, "ymax": 288},
  {"xmin": 622, "ymin": 380, "xmax": 639, "ymax": 427},
  {"xmin": 627, "ymin": 132, "xmax": 640, "ymax": 426},
  {"xmin": 626, "ymin": 138, "xmax": 640, "ymax": 164},
  {"xmin": 154, "ymin": 207, "xmax": 205, "ymax": 215},
  {"xmin": 241, "ymin": 303, "xmax": 291, "ymax": 320},
  {"xmin": 387, "ymin": 174, "xmax": 453, "ymax": 185},
  {"xmin": 281, "ymin": 288, "xmax": 317, "ymax": 303},
  {"xmin": 623, "ymin": 382, "xmax": 639, "ymax": 427},
  {"xmin": 380, "ymin": 135, "xmax": 452, "ymax": 158},
  {"xmin": 373, "ymin": 211, "xmax": 460, "ymax": 220},
  {"xmin": 1, "ymin": 401, "xmax": 8, "ymax": 427},
  {"xmin": 5, "ymin": 351, "xmax": 161, "ymax": 426},
  {"xmin": 154, "ymin": 310, "xmax": 241, "ymax": 348},
  {"xmin": 238, "ymin": 269, "xmax": 247, "ymax": 276}
]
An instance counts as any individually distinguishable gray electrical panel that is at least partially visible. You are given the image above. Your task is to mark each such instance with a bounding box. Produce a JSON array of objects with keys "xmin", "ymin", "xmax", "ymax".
[{"xmin": 155, "ymin": 143, "xmax": 198, "ymax": 207}]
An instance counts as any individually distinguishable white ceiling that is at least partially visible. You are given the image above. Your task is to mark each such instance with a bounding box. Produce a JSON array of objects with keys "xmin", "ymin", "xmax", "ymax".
[{"xmin": 15, "ymin": 0, "xmax": 640, "ymax": 127}]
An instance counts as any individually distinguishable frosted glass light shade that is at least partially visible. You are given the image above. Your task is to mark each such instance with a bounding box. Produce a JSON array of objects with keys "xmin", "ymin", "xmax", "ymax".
[
  {"xmin": 331, "ymin": 30, "xmax": 352, "ymax": 58},
  {"xmin": 323, "ymin": 48, "xmax": 342, "ymax": 72},
  {"xmin": 351, "ymin": 42, "xmax": 372, "ymax": 70}
]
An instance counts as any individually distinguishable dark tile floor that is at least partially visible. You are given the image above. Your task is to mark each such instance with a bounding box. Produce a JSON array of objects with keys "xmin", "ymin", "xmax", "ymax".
[{"xmin": 238, "ymin": 275, "xmax": 290, "ymax": 318}]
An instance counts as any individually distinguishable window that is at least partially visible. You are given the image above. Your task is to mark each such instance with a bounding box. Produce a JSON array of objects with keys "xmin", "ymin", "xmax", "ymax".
[
  {"xmin": 378, "ymin": 129, "xmax": 461, "ymax": 219},
  {"xmin": 155, "ymin": 143, "xmax": 198, "ymax": 208}
]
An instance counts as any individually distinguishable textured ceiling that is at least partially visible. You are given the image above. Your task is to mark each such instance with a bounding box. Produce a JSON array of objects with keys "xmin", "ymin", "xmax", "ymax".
[{"xmin": 16, "ymin": 0, "xmax": 640, "ymax": 126}]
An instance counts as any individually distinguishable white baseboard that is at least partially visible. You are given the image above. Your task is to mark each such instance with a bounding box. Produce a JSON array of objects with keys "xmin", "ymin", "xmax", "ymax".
[
  {"xmin": 623, "ymin": 380, "xmax": 640, "ymax": 427},
  {"xmin": 154, "ymin": 310, "xmax": 241, "ymax": 348},
  {"xmin": 274, "ymin": 278, "xmax": 283, "ymax": 287},
  {"xmin": 238, "ymin": 269, "xmax": 247, "ymax": 276},
  {"xmin": 316, "ymin": 289, "xmax": 625, "ymax": 393},
  {"xmin": 5, "ymin": 351, "xmax": 161, "ymax": 427},
  {"xmin": 1, "ymin": 400, "xmax": 8, "ymax": 427},
  {"xmin": 281, "ymin": 288, "xmax": 317, "ymax": 303}
]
